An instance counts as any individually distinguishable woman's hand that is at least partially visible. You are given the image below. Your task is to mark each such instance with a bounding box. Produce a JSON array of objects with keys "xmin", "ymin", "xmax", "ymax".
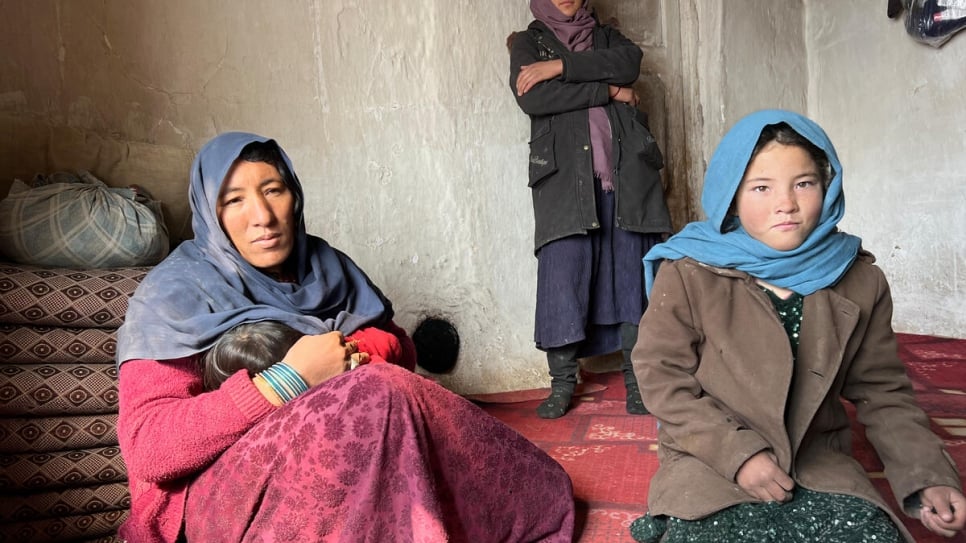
[
  {"xmin": 282, "ymin": 331, "xmax": 358, "ymax": 387},
  {"xmin": 516, "ymin": 60, "xmax": 563, "ymax": 96},
  {"xmin": 608, "ymin": 85, "xmax": 640, "ymax": 107},
  {"xmin": 735, "ymin": 451, "xmax": 795, "ymax": 503},
  {"xmin": 920, "ymin": 486, "xmax": 966, "ymax": 537}
]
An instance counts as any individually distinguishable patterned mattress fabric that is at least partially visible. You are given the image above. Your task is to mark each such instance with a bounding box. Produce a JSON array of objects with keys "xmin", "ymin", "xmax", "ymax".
[
  {"xmin": 0, "ymin": 483, "xmax": 131, "ymax": 522},
  {"xmin": 0, "ymin": 364, "xmax": 120, "ymax": 417},
  {"xmin": 0, "ymin": 325, "xmax": 118, "ymax": 365},
  {"xmin": 0, "ymin": 509, "xmax": 129, "ymax": 543},
  {"xmin": 0, "ymin": 261, "xmax": 145, "ymax": 543},
  {"xmin": 0, "ymin": 263, "xmax": 150, "ymax": 328},
  {"xmin": 0, "ymin": 446, "xmax": 127, "ymax": 490},
  {"xmin": 0, "ymin": 414, "xmax": 119, "ymax": 453}
]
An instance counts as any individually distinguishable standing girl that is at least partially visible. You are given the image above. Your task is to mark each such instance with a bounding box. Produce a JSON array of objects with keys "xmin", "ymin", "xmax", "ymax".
[
  {"xmin": 509, "ymin": 0, "xmax": 672, "ymax": 418},
  {"xmin": 630, "ymin": 109, "xmax": 964, "ymax": 542}
]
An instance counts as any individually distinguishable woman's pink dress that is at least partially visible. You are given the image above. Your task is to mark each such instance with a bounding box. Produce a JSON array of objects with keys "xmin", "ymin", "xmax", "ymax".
[{"xmin": 183, "ymin": 363, "xmax": 574, "ymax": 542}]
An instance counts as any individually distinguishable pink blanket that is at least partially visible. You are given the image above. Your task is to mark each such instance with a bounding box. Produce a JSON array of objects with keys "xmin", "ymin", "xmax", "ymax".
[{"xmin": 184, "ymin": 364, "xmax": 575, "ymax": 542}]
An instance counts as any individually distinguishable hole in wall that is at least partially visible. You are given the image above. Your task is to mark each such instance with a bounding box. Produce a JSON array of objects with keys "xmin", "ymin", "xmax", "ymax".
[{"xmin": 412, "ymin": 317, "xmax": 460, "ymax": 374}]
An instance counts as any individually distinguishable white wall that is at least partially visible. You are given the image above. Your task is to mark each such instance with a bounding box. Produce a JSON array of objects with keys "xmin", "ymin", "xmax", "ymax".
[
  {"xmin": 0, "ymin": 0, "xmax": 545, "ymax": 393},
  {"xmin": 807, "ymin": 0, "xmax": 966, "ymax": 337},
  {"xmin": 687, "ymin": 1, "xmax": 808, "ymax": 207},
  {"xmin": 686, "ymin": 0, "xmax": 965, "ymax": 338},
  {"xmin": 1, "ymin": 1, "xmax": 963, "ymax": 395}
]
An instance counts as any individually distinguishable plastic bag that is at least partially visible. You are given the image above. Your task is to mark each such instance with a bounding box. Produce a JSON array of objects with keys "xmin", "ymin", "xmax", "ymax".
[{"xmin": 891, "ymin": 0, "xmax": 966, "ymax": 48}]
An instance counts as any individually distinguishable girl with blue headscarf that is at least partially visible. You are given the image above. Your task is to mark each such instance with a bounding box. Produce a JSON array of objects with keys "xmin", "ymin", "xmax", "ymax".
[{"xmin": 629, "ymin": 110, "xmax": 964, "ymax": 542}]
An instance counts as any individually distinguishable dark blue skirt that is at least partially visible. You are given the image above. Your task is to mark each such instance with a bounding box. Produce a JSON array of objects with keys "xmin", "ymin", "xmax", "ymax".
[{"xmin": 534, "ymin": 185, "xmax": 660, "ymax": 356}]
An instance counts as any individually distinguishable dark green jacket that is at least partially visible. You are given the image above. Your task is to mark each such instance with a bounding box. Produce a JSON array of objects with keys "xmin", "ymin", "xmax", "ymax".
[{"xmin": 510, "ymin": 20, "xmax": 672, "ymax": 252}]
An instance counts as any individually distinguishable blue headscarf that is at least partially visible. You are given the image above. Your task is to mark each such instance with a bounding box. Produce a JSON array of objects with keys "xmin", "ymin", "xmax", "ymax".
[
  {"xmin": 643, "ymin": 109, "xmax": 861, "ymax": 297},
  {"xmin": 117, "ymin": 132, "xmax": 391, "ymax": 365}
]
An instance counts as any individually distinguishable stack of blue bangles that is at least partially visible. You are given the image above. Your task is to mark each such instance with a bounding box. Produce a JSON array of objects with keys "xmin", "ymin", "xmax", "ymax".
[{"xmin": 258, "ymin": 362, "xmax": 309, "ymax": 403}]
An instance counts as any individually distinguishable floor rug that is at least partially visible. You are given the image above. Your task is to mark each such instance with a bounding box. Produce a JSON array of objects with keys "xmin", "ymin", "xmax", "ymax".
[{"xmin": 477, "ymin": 333, "xmax": 966, "ymax": 542}]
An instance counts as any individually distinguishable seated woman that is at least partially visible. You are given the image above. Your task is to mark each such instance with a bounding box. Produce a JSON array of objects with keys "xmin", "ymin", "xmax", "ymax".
[{"xmin": 116, "ymin": 132, "xmax": 575, "ymax": 542}]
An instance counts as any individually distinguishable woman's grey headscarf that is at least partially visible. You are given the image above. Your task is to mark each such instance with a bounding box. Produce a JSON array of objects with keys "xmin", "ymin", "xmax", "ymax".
[{"xmin": 116, "ymin": 132, "xmax": 392, "ymax": 365}]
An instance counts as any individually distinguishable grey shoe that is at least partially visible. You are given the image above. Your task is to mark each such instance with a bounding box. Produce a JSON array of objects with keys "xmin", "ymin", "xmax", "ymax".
[
  {"xmin": 625, "ymin": 382, "xmax": 648, "ymax": 415},
  {"xmin": 537, "ymin": 388, "xmax": 573, "ymax": 419}
]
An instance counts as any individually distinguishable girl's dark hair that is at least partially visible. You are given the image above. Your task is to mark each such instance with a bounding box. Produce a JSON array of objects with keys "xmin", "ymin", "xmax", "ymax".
[
  {"xmin": 203, "ymin": 321, "xmax": 304, "ymax": 391},
  {"xmin": 751, "ymin": 123, "xmax": 832, "ymax": 187},
  {"xmin": 722, "ymin": 122, "xmax": 833, "ymax": 233}
]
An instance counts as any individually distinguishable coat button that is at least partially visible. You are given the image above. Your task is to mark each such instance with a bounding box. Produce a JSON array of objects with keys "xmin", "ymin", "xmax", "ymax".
[
  {"xmin": 583, "ymin": 145, "xmax": 590, "ymax": 151},
  {"xmin": 591, "ymin": 222, "xmax": 599, "ymax": 227}
]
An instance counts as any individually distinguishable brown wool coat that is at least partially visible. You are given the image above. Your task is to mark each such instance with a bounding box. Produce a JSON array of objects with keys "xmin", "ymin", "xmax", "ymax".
[{"xmin": 633, "ymin": 254, "xmax": 961, "ymax": 542}]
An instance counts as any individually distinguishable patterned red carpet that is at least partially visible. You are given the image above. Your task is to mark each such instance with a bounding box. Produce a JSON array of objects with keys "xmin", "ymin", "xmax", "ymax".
[{"xmin": 476, "ymin": 333, "xmax": 966, "ymax": 543}]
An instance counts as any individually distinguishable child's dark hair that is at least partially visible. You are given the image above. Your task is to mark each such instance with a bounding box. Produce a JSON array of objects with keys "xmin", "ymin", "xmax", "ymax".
[
  {"xmin": 752, "ymin": 122, "xmax": 832, "ymax": 187},
  {"xmin": 203, "ymin": 321, "xmax": 304, "ymax": 391},
  {"xmin": 723, "ymin": 122, "xmax": 833, "ymax": 233}
]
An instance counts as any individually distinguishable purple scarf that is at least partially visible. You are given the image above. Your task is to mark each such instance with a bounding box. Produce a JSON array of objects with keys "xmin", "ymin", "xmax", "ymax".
[{"xmin": 530, "ymin": 0, "xmax": 615, "ymax": 191}]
